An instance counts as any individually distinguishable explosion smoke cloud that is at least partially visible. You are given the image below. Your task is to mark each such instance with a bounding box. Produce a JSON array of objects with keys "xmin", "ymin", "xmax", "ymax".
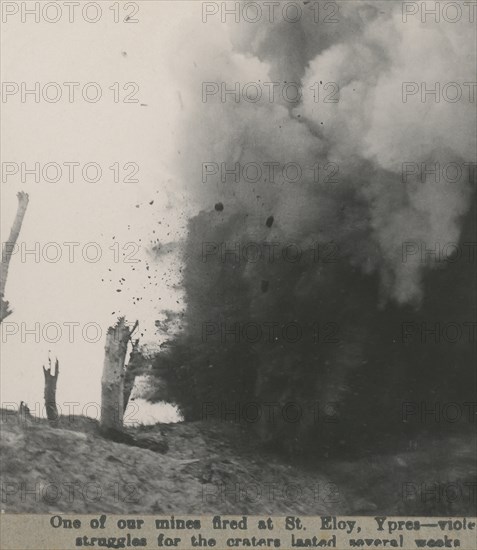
[{"xmin": 169, "ymin": 0, "xmax": 476, "ymax": 305}]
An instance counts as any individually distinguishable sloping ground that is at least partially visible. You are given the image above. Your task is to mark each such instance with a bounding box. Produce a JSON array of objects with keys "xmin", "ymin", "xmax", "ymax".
[
  {"xmin": 0, "ymin": 410, "xmax": 475, "ymax": 515},
  {"xmin": 0, "ymin": 412, "xmax": 338, "ymax": 515}
]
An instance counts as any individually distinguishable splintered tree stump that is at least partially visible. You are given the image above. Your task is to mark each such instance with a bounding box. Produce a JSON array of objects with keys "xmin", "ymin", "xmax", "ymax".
[
  {"xmin": 19, "ymin": 401, "xmax": 32, "ymax": 422},
  {"xmin": 123, "ymin": 338, "xmax": 140, "ymax": 412},
  {"xmin": 43, "ymin": 357, "xmax": 59, "ymax": 421},
  {"xmin": 101, "ymin": 318, "xmax": 138, "ymax": 432},
  {"xmin": 0, "ymin": 192, "xmax": 29, "ymax": 323}
]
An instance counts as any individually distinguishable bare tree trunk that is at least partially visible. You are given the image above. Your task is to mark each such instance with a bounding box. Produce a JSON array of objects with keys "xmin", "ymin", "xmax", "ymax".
[
  {"xmin": 43, "ymin": 357, "xmax": 59, "ymax": 421},
  {"xmin": 101, "ymin": 318, "xmax": 138, "ymax": 432},
  {"xmin": 1, "ymin": 192, "xmax": 29, "ymax": 323}
]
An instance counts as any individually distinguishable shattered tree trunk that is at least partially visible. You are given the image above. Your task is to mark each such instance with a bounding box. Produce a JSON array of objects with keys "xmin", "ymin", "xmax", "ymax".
[
  {"xmin": 123, "ymin": 338, "xmax": 140, "ymax": 412},
  {"xmin": 123, "ymin": 366, "xmax": 136, "ymax": 413},
  {"xmin": 43, "ymin": 358, "xmax": 59, "ymax": 421},
  {"xmin": 0, "ymin": 192, "xmax": 29, "ymax": 323},
  {"xmin": 100, "ymin": 318, "xmax": 138, "ymax": 432}
]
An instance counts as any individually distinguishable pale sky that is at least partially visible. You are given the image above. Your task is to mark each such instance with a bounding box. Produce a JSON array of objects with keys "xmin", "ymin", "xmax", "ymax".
[{"xmin": 0, "ymin": 1, "xmax": 205, "ymax": 422}]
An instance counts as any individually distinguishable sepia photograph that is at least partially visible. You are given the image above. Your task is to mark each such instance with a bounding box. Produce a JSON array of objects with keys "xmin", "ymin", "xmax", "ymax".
[{"xmin": 0, "ymin": 0, "xmax": 476, "ymax": 548}]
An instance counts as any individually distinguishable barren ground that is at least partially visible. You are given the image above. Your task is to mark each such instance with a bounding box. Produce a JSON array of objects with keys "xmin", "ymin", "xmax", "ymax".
[{"xmin": 1, "ymin": 410, "xmax": 475, "ymax": 516}]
